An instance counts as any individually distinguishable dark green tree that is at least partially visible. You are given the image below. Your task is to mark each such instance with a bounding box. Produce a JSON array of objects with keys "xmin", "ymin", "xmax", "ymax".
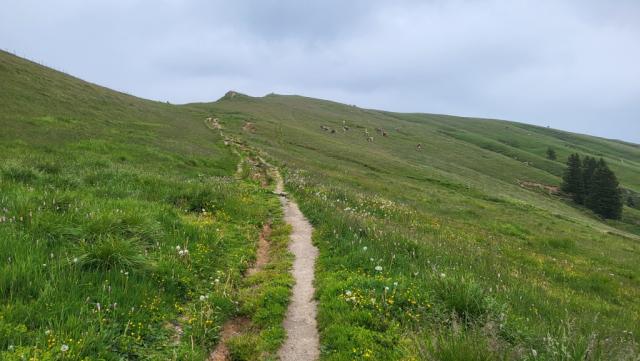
[
  {"xmin": 582, "ymin": 156, "xmax": 598, "ymax": 199},
  {"xmin": 546, "ymin": 147, "xmax": 557, "ymax": 160},
  {"xmin": 586, "ymin": 159, "xmax": 623, "ymax": 219},
  {"xmin": 561, "ymin": 153, "xmax": 584, "ymax": 203},
  {"xmin": 628, "ymin": 196, "xmax": 636, "ymax": 208}
]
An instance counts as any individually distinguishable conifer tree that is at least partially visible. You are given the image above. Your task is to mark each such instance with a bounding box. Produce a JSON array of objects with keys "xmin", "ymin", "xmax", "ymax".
[
  {"xmin": 561, "ymin": 153, "xmax": 584, "ymax": 203},
  {"xmin": 628, "ymin": 196, "xmax": 636, "ymax": 208},
  {"xmin": 586, "ymin": 159, "xmax": 623, "ymax": 219},
  {"xmin": 582, "ymin": 156, "xmax": 598, "ymax": 200},
  {"xmin": 546, "ymin": 147, "xmax": 557, "ymax": 160}
]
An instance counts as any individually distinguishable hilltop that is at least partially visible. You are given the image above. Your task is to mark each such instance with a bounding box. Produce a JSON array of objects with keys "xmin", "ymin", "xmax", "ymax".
[{"xmin": 1, "ymin": 50, "xmax": 640, "ymax": 360}]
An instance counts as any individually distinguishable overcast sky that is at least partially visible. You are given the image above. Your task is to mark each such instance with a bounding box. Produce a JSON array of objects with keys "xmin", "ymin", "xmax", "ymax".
[{"xmin": 1, "ymin": 0, "xmax": 639, "ymax": 143}]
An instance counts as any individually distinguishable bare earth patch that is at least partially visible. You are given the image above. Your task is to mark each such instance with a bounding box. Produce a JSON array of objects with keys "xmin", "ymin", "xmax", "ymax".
[
  {"xmin": 207, "ymin": 317, "xmax": 252, "ymax": 361},
  {"xmin": 247, "ymin": 223, "xmax": 271, "ymax": 277}
]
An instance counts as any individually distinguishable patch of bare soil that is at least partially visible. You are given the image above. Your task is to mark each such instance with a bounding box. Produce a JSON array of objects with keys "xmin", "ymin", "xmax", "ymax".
[
  {"xmin": 205, "ymin": 117, "xmax": 222, "ymax": 130},
  {"xmin": 207, "ymin": 317, "xmax": 252, "ymax": 361},
  {"xmin": 518, "ymin": 180, "xmax": 560, "ymax": 195},
  {"xmin": 242, "ymin": 122, "xmax": 256, "ymax": 133},
  {"xmin": 247, "ymin": 223, "xmax": 271, "ymax": 276}
]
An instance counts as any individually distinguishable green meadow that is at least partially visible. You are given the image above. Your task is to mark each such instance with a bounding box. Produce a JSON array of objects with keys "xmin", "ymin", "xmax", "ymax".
[
  {"xmin": 2, "ymin": 50, "xmax": 640, "ymax": 360},
  {"xmin": 0, "ymin": 51, "xmax": 290, "ymax": 360},
  {"xmin": 197, "ymin": 93, "xmax": 640, "ymax": 360}
]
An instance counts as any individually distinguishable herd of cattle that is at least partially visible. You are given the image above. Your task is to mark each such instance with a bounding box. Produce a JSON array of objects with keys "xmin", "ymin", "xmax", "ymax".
[{"xmin": 319, "ymin": 121, "xmax": 422, "ymax": 150}]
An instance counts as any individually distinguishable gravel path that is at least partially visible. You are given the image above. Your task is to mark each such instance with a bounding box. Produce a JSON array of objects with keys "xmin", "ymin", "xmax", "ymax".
[{"xmin": 275, "ymin": 173, "xmax": 320, "ymax": 361}]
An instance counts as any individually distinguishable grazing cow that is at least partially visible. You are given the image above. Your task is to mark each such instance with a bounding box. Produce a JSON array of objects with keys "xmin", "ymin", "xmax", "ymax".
[
  {"xmin": 330, "ymin": 129, "xmax": 336, "ymax": 134},
  {"xmin": 343, "ymin": 126, "xmax": 350, "ymax": 131},
  {"xmin": 364, "ymin": 128, "xmax": 369, "ymax": 136},
  {"xmin": 416, "ymin": 143, "xmax": 422, "ymax": 150},
  {"xmin": 382, "ymin": 131, "xmax": 388, "ymax": 137},
  {"xmin": 320, "ymin": 125, "xmax": 330, "ymax": 131},
  {"xmin": 376, "ymin": 128, "xmax": 383, "ymax": 133},
  {"xmin": 367, "ymin": 137, "xmax": 374, "ymax": 142}
]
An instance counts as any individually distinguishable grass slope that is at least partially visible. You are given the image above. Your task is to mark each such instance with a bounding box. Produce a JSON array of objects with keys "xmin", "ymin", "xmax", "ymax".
[
  {"xmin": 193, "ymin": 93, "xmax": 640, "ymax": 360},
  {"xmin": 0, "ymin": 51, "xmax": 291, "ymax": 360},
  {"xmin": 2, "ymin": 49, "xmax": 640, "ymax": 360}
]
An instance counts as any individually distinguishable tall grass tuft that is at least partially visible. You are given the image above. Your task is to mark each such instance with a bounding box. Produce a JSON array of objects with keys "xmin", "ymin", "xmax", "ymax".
[
  {"xmin": 74, "ymin": 236, "xmax": 152, "ymax": 271},
  {"xmin": 434, "ymin": 275, "xmax": 494, "ymax": 325},
  {"xmin": 425, "ymin": 330, "xmax": 502, "ymax": 361}
]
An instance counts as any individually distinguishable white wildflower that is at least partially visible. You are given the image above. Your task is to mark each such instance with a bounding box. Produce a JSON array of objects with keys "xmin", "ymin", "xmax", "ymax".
[
  {"xmin": 439, "ymin": 273, "xmax": 446, "ymax": 278},
  {"xmin": 345, "ymin": 290, "xmax": 353, "ymax": 296},
  {"xmin": 60, "ymin": 344, "xmax": 69, "ymax": 352},
  {"xmin": 375, "ymin": 265, "xmax": 383, "ymax": 272},
  {"xmin": 199, "ymin": 295, "xmax": 206, "ymax": 301}
]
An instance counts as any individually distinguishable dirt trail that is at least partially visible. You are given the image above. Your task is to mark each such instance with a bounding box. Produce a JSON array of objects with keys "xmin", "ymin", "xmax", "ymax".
[{"xmin": 275, "ymin": 173, "xmax": 320, "ymax": 361}]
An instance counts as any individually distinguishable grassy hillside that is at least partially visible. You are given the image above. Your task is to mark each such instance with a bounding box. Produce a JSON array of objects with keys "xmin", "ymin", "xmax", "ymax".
[
  {"xmin": 193, "ymin": 93, "xmax": 640, "ymax": 360},
  {"xmin": 2, "ymin": 49, "xmax": 640, "ymax": 361},
  {"xmin": 0, "ymin": 51, "xmax": 292, "ymax": 360}
]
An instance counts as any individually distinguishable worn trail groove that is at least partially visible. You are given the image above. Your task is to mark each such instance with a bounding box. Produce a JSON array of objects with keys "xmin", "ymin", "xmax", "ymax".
[
  {"xmin": 275, "ymin": 173, "xmax": 320, "ymax": 361},
  {"xmin": 207, "ymin": 222, "xmax": 271, "ymax": 360}
]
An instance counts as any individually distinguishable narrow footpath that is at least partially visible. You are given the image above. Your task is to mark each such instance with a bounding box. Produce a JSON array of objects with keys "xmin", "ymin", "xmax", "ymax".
[{"xmin": 275, "ymin": 173, "xmax": 320, "ymax": 361}]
